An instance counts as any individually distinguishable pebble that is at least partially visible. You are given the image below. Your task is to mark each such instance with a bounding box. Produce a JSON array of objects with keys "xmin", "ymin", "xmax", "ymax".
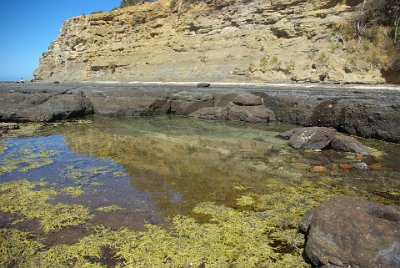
[
  {"xmin": 353, "ymin": 162, "xmax": 368, "ymax": 170},
  {"xmin": 369, "ymin": 162, "xmax": 383, "ymax": 170},
  {"xmin": 310, "ymin": 166, "xmax": 328, "ymax": 173},
  {"xmin": 339, "ymin": 163, "xmax": 353, "ymax": 170}
]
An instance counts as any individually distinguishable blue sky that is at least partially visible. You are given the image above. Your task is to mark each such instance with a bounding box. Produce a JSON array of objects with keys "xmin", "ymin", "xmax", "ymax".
[{"xmin": 0, "ymin": 0, "xmax": 120, "ymax": 81}]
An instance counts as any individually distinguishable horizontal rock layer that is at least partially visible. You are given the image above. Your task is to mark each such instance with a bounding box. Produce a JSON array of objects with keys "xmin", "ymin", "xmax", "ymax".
[
  {"xmin": 0, "ymin": 82, "xmax": 399, "ymax": 142},
  {"xmin": 33, "ymin": 0, "xmax": 394, "ymax": 84}
]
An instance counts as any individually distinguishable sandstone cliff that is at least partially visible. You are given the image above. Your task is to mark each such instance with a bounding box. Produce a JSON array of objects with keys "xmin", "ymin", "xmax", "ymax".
[{"xmin": 34, "ymin": 0, "xmax": 393, "ymax": 83}]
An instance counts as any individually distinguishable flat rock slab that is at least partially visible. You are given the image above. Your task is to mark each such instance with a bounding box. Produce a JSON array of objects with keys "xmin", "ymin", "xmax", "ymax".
[
  {"xmin": 0, "ymin": 89, "xmax": 93, "ymax": 122},
  {"xmin": 331, "ymin": 134, "xmax": 371, "ymax": 155},
  {"xmin": 300, "ymin": 196, "xmax": 400, "ymax": 268},
  {"xmin": 288, "ymin": 127, "xmax": 337, "ymax": 150}
]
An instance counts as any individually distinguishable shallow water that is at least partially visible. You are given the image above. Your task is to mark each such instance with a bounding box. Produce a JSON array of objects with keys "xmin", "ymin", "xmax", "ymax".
[{"xmin": 1, "ymin": 116, "xmax": 399, "ymax": 266}]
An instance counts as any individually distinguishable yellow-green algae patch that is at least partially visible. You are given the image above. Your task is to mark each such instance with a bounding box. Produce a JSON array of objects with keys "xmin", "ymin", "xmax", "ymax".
[
  {"xmin": 9, "ymin": 123, "xmax": 44, "ymax": 136},
  {"xmin": 0, "ymin": 180, "xmax": 355, "ymax": 267},
  {"xmin": 61, "ymin": 186, "xmax": 85, "ymax": 197},
  {"xmin": 0, "ymin": 228, "xmax": 44, "ymax": 268},
  {"xmin": 0, "ymin": 180, "xmax": 93, "ymax": 232},
  {"xmin": 0, "ymin": 144, "xmax": 6, "ymax": 154},
  {"xmin": 96, "ymin": 205, "xmax": 125, "ymax": 213},
  {"xmin": 0, "ymin": 148, "xmax": 58, "ymax": 175}
]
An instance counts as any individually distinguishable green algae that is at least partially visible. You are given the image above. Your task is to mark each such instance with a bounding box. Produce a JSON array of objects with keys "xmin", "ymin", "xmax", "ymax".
[
  {"xmin": 96, "ymin": 205, "xmax": 125, "ymax": 213},
  {"xmin": 0, "ymin": 180, "xmax": 93, "ymax": 233},
  {"xmin": 0, "ymin": 144, "xmax": 6, "ymax": 154},
  {"xmin": 62, "ymin": 186, "xmax": 85, "ymax": 198},
  {"xmin": 0, "ymin": 180, "xmax": 353, "ymax": 267},
  {"xmin": 0, "ymin": 148, "xmax": 58, "ymax": 176},
  {"xmin": 0, "ymin": 228, "xmax": 44, "ymax": 267},
  {"xmin": 9, "ymin": 123, "xmax": 44, "ymax": 137}
]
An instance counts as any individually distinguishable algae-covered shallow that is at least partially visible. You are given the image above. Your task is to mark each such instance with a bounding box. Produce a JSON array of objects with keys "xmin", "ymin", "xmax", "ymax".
[{"xmin": 0, "ymin": 116, "xmax": 399, "ymax": 267}]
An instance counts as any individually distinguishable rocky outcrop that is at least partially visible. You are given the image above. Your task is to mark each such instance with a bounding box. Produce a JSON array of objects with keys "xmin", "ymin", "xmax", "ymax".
[
  {"xmin": 0, "ymin": 82, "xmax": 399, "ymax": 143},
  {"xmin": 34, "ymin": 0, "xmax": 391, "ymax": 84},
  {"xmin": 257, "ymin": 88, "xmax": 400, "ymax": 143},
  {"xmin": 300, "ymin": 196, "xmax": 400, "ymax": 268}
]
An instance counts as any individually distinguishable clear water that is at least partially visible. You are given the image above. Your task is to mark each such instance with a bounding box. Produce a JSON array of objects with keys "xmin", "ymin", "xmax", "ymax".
[{"xmin": 1, "ymin": 115, "xmax": 399, "ymax": 246}]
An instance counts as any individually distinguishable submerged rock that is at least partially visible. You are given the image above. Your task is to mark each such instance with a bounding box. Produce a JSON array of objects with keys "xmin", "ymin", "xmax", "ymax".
[
  {"xmin": 288, "ymin": 127, "xmax": 337, "ymax": 150},
  {"xmin": 331, "ymin": 134, "xmax": 371, "ymax": 155},
  {"xmin": 300, "ymin": 196, "xmax": 400, "ymax": 268},
  {"xmin": 190, "ymin": 103, "xmax": 275, "ymax": 123},
  {"xmin": 353, "ymin": 162, "xmax": 368, "ymax": 170},
  {"xmin": 309, "ymin": 166, "xmax": 328, "ymax": 173}
]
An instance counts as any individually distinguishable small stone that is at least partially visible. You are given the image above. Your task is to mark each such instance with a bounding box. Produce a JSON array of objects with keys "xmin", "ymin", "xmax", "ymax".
[
  {"xmin": 197, "ymin": 82, "xmax": 211, "ymax": 88},
  {"xmin": 310, "ymin": 166, "xmax": 328, "ymax": 173},
  {"xmin": 339, "ymin": 163, "xmax": 353, "ymax": 170},
  {"xmin": 353, "ymin": 162, "xmax": 368, "ymax": 170}
]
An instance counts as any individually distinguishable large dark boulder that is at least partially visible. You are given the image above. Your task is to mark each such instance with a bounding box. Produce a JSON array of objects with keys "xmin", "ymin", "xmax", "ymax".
[
  {"xmin": 86, "ymin": 90, "xmax": 170, "ymax": 116},
  {"xmin": 300, "ymin": 196, "xmax": 400, "ymax": 268},
  {"xmin": 0, "ymin": 90, "xmax": 93, "ymax": 122},
  {"xmin": 331, "ymin": 134, "xmax": 372, "ymax": 155},
  {"xmin": 288, "ymin": 127, "xmax": 337, "ymax": 150}
]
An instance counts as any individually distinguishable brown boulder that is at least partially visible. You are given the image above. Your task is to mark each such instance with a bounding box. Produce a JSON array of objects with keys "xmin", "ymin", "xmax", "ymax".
[
  {"xmin": 232, "ymin": 93, "xmax": 263, "ymax": 106},
  {"xmin": 189, "ymin": 106, "xmax": 228, "ymax": 120},
  {"xmin": 227, "ymin": 103, "xmax": 276, "ymax": 123},
  {"xmin": 300, "ymin": 196, "xmax": 400, "ymax": 268},
  {"xmin": 288, "ymin": 127, "xmax": 337, "ymax": 150}
]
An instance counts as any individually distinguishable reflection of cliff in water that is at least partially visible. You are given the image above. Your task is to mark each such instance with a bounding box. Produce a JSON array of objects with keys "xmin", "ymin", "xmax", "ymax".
[{"xmin": 63, "ymin": 124, "xmax": 292, "ymax": 217}]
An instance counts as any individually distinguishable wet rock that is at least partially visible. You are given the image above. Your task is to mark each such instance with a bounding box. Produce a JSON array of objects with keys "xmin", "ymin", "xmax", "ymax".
[
  {"xmin": 310, "ymin": 166, "xmax": 328, "ymax": 173},
  {"xmin": 288, "ymin": 127, "xmax": 337, "ymax": 150},
  {"xmin": 353, "ymin": 162, "xmax": 368, "ymax": 170},
  {"xmin": 331, "ymin": 134, "xmax": 371, "ymax": 155},
  {"xmin": 300, "ymin": 196, "xmax": 400, "ymax": 268},
  {"xmin": 227, "ymin": 103, "xmax": 276, "ymax": 123},
  {"xmin": 232, "ymin": 93, "xmax": 263, "ymax": 106},
  {"xmin": 189, "ymin": 106, "xmax": 228, "ymax": 120},
  {"xmin": 0, "ymin": 122, "xmax": 19, "ymax": 135}
]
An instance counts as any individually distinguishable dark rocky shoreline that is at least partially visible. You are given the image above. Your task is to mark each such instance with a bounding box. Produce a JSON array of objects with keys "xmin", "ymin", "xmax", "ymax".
[{"xmin": 1, "ymin": 82, "xmax": 399, "ymax": 142}]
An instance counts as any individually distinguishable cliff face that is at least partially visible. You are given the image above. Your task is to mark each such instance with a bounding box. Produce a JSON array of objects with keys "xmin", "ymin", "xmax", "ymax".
[{"xmin": 35, "ymin": 0, "xmax": 388, "ymax": 83}]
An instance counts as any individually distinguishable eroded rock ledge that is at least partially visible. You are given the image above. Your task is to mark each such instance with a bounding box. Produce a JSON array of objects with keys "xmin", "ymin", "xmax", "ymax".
[{"xmin": 0, "ymin": 82, "xmax": 399, "ymax": 143}]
